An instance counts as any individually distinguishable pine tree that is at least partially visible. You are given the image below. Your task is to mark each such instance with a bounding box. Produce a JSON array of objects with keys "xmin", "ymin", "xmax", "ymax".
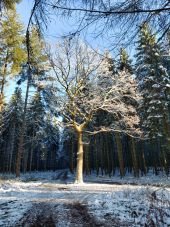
[
  {"xmin": 116, "ymin": 69, "xmax": 141, "ymax": 176},
  {"xmin": 42, "ymin": 115, "xmax": 59, "ymax": 171},
  {"xmin": 117, "ymin": 48, "xmax": 140, "ymax": 177},
  {"xmin": 97, "ymin": 50, "xmax": 116, "ymax": 89},
  {"xmin": 0, "ymin": 87, "xmax": 23, "ymax": 172},
  {"xmin": 0, "ymin": 0, "xmax": 21, "ymax": 12},
  {"xmin": 0, "ymin": 7, "xmax": 26, "ymax": 111},
  {"xmin": 26, "ymin": 91, "xmax": 45, "ymax": 172},
  {"xmin": 136, "ymin": 23, "xmax": 170, "ymax": 173},
  {"xmin": 118, "ymin": 48, "xmax": 133, "ymax": 74},
  {"xmin": 16, "ymin": 26, "xmax": 50, "ymax": 177},
  {"xmin": 136, "ymin": 23, "xmax": 170, "ymax": 137},
  {"xmin": 97, "ymin": 50, "xmax": 141, "ymax": 177}
]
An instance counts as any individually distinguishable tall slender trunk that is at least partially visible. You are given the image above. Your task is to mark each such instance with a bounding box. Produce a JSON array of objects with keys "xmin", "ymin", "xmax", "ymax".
[
  {"xmin": 160, "ymin": 137, "xmax": 169, "ymax": 175},
  {"xmin": 15, "ymin": 67, "xmax": 31, "ymax": 177},
  {"xmin": 16, "ymin": 123, "xmax": 25, "ymax": 177},
  {"xmin": 141, "ymin": 143, "xmax": 147, "ymax": 175},
  {"xmin": 75, "ymin": 130, "xmax": 84, "ymax": 184},
  {"xmin": 94, "ymin": 136, "xmax": 99, "ymax": 175},
  {"xmin": 115, "ymin": 132, "xmax": 124, "ymax": 177},
  {"xmin": 0, "ymin": 53, "xmax": 8, "ymax": 112},
  {"xmin": 37, "ymin": 149, "xmax": 40, "ymax": 170},
  {"xmin": 8, "ymin": 123, "xmax": 16, "ymax": 173},
  {"xmin": 84, "ymin": 145, "xmax": 88, "ymax": 175},
  {"xmin": 23, "ymin": 149, "xmax": 28, "ymax": 173},
  {"xmin": 69, "ymin": 139, "xmax": 74, "ymax": 173},
  {"xmin": 29, "ymin": 146, "xmax": 34, "ymax": 172},
  {"xmin": 151, "ymin": 139, "xmax": 158, "ymax": 175},
  {"xmin": 100, "ymin": 134, "xmax": 104, "ymax": 175},
  {"xmin": 131, "ymin": 138, "xmax": 139, "ymax": 177},
  {"xmin": 29, "ymin": 131, "xmax": 35, "ymax": 172}
]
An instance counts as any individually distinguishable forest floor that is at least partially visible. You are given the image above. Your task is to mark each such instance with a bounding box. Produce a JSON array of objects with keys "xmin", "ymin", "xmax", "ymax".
[{"xmin": 0, "ymin": 170, "xmax": 170, "ymax": 227}]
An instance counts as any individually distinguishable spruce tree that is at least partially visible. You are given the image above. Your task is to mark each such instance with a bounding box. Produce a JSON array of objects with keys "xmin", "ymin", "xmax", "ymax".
[
  {"xmin": 0, "ymin": 7, "xmax": 26, "ymax": 111},
  {"xmin": 0, "ymin": 0, "xmax": 21, "ymax": 11},
  {"xmin": 97, "ymin": 50, "xmax": 116, "ymax": 89},
  {"xmin": 1, "ymin": 87, "xmax": 23, "ymax": 172},
  {"xmin": 97, "ymin": 50, "xmax": 140, "ymax": 177},
  {"xmin": 136, "ymin": 23, "xmax": 170, "ymax": 173},
  {"xmin": 118, "ymin": 48, "xmax": 133, "ymax": 74},
  {"xmin": 16, "ymin": 26, "xmax": 49, "ymax": 177},
  {"xmin": 136, "ymin": 23, "xmax": 170, "ymax": 138},
  {"xmin": 26, "ymin": 91, "xmax": 45, "ymax": 171}
]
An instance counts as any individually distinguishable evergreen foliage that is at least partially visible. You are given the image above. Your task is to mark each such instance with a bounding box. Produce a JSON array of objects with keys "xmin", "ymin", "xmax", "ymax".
[
  {"xmin": 118, "ymin": 48, "xmax": 133, "ymax": 73},
  {"xmin": 0, "ymin": 7, "xmax": 26, "ymax": 110}
]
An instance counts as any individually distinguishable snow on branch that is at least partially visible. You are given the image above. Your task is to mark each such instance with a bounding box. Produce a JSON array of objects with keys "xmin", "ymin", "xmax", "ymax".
[{"xmin": 49, "ymin": 38, "xmax": 142, "ymax": 137}]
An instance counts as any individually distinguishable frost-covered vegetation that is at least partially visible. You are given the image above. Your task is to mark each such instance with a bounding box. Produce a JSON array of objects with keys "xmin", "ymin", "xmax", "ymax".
[{"xmin": 0, "ymin": 171, "xmax": 170, "ymax": 226}]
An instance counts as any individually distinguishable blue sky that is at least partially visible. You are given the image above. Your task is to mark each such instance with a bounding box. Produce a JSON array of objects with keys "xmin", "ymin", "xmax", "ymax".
[
  {"xmin": 6, "ymin": 0, "xmax": 105, "ymax": 100},
  {"xmin": 16, "ymin": 0, "xmax": 115, "ymax": 49},
  {"xmin": 6, "ymin": 0, "xmax": 134, "ymax": 101}
]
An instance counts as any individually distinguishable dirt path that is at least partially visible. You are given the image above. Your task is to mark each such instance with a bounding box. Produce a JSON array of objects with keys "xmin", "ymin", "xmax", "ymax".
[
  {"xmin": 16, "ymin": 200, "xmax": 102, "ymax": 227},
  {"xmin": 14, "ymin": 172, "xmax": 103, "ymax": 227}
]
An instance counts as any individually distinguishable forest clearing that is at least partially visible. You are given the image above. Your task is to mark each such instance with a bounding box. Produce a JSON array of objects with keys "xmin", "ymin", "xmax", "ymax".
[{"xmin": 0, "ymin": 0, "xmax": 170, "ymax": 226}]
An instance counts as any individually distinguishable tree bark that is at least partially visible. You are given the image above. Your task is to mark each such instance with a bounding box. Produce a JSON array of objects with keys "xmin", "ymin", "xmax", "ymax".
[
  {"xmin": 8, "ymin": 123, "xmax": 16, "ymax": 173},
  {"xmin": 0, "ymin": 53, "xmax": 8, "ymax": 112},
  {"xmin": 15, "ymin": 67, "xmax": 31, "ymax": 177},
  {"xmin": 29, "ymin": 141, "xmax": 34, "ymax": 172},
  {"xmin": 115, "ymin": 132, "xmax": 124, "ymax": 177},
  {"xmin": 69, "ymin": 139, "xmax": 74, "ymax": 173},
  {"xmin": 75, "ymin": 130, "xmax": 84, "ymax": 184},
  {"xmin": 131, "ymin": 138, "xmax": 139, "ymax": 177},
  {"xmin": 16, "ymin": 123, "xmax": 25, "ymax": 177}
]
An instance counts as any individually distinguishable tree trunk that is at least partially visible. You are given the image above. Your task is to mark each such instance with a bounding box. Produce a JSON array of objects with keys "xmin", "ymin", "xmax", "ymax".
[
  {"xmin": 15, "ymin": 67, "xmax": 31, "ymax": 177},
  {"xmin": 16, "ymin": 124, "xmax": 25, "ymax": 177},
  {"xmin": 115, "ymin": 132, "xmax": 124, "ymax": 177},
  {"xmin": 0, "ymin": 54, "xmax": 8, "ymax": 112},
  {"xmin": 29, "ymin": 145, "xmax": 34, "ymax": 172},
  {"xmin": 75, "ymin": 130, "xmax": 84, "ymax": 184},
  {"xmin": 8, "ymin": 123, "xmax": 16, "ymax": 173},
  {"xmin": 141, "ymin": 144, "xmax": 147, "ymax": 175},
  {"xmin": 131, "ymin": 138, "xmax": 139, "ymax": 177},
  {"xmin": 16, "ymin": 29, "xmax": 32, "ymax": 177},
  {"xmin": 84, "ymin": 145, "xmax": 90, "ymax": 175},
  {"xmin": 69, "ymin": 139, "xmax": 74, "ymax": 173}
]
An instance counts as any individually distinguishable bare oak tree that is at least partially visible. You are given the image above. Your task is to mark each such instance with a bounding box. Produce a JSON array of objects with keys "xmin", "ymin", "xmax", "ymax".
[{"xmin": 49, "ymin": 39, "xmax": 141, "ymax": 183}]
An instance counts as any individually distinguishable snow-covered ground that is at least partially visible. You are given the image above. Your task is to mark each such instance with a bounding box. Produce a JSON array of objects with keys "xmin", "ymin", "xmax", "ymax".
[
  {"xmin": 84, "ymin": 171, "xmax": 170, "ymax": 187},
  {"xmin": 0, "ymin": 171, "xmax": 170, "ymax": 226}
]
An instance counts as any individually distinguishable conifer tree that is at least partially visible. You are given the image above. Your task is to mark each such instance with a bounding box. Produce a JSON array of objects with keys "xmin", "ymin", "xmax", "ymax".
[
  {"xmin": 0, "ymin": 0, "xmax": 21, "ymax": 12},
  {"xmin": 0, "ymin": 7, "xmax": 26, "ymax": 111},
  {"xmin": 0, "ymin": 87, "xmax": 23, "ymax": 172},
  {"xmin": 97, "ymin": 50, "xmax": 116, "ymax": 89},
  {"xmin": 136, "ymin": 23, "xmax": 170, "ymax": 173},
  {"xmin": 118, "ymin": 48, "xmax": 133, "ymax": 74},
  {"xmin": 98, "ymin": 50, "xmax": 141, "ymax": 177},
  {"xmin": 25, "ymin": 91, "xmax": 45, "ymax": 171},
  {"xmin": 118, "ymin": 48, "xmax": 140, "ymax": 177},
  {"xmin": 16, "ymin": 26, "xmax": 49, "ymax": 177},
  {"xmin": 136, "ymin": 23, "xmax": 170, "ymax": 138},
  {"xmin": 97, "ymin": 51, "xmax": 126, "ymax": 177}
]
